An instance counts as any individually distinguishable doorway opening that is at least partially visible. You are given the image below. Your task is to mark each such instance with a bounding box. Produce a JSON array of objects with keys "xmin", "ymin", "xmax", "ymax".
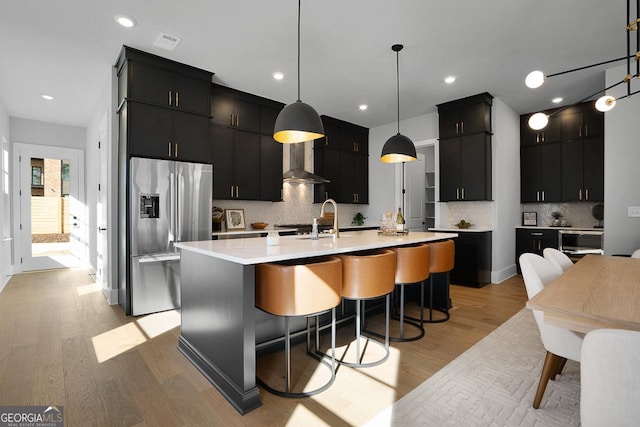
[
  {"xmin": 30, "ymin": 157, "xmax": 72, "ymax": 258},
  {"xmin": 15, "ymin": 143, "xmax": 85, "ymax": 271}
]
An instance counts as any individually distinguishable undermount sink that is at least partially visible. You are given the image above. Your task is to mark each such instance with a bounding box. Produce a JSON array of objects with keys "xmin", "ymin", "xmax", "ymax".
[{"xmin": 296, "ymin": 233, "xmax": 352, "ymax": 240}]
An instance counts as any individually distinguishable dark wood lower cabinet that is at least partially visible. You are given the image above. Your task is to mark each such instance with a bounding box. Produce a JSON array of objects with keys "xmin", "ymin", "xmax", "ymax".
[
  {"xmin": 515, "ymin": 228, "xmax": 559, "ymax": 273},
  {"xmin": 449, "ymin": 231, "xmax": 492, "ymax": 287}
]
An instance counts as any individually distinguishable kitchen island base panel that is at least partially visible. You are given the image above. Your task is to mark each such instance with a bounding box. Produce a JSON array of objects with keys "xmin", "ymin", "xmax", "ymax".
[
  {"xmin": 178, "ymin": 251, "xmax": 261, "ymax": 414},
  {"xmin": 175, "ymin": 230, "xmax": 459, "ymax": 413},
  {"xmin": 178, "ymin": 336, "xmax": 262, "ymax": 414}
]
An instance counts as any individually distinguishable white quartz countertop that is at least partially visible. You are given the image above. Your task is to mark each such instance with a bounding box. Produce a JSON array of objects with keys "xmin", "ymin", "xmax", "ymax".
[
  {"xmin": 211, "ymin": 227, "xmax": 296, "ymax": 237},
  {"xmin": 515, "ymin": 226, "xmax": 604, "ymax": 231},
  {"xmin": 429, "ymin": 227, "xmax": 493, "ymax": 233},
  {"xmin": 176, "ymin": 230, "xmax": 458, "ymax": 265}
]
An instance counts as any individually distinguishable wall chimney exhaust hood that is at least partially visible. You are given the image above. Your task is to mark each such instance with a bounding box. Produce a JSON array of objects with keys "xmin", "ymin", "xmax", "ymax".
[{"xmin": 283, "ymin": 143, "xmax": 329, "ymax": 184}]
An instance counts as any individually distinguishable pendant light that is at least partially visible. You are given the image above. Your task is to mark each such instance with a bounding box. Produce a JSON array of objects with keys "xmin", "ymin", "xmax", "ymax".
[
  {"xmin": 381, "ymin": 44, "xmax": 417, "ymax": 163},
  {"xmin": 524, "ymin": 0, "xmax": 639, "ymax": 129},
  {"xmin": 273, "ymin": 0, "xmax": 324, "ymax": 144}
]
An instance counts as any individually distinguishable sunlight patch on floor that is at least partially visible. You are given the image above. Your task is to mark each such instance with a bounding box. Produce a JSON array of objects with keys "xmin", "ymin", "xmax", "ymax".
[
  {"xmin": 91, "ymin": 310, "xmax": 181, "ymax": 363},
  {"xmin": 309, "ymin": 346, "xmax": 401, "ymax": 426},
  {"xmin": 92, "ymin": 322, "xmax": 147, "ymax": 363},
  {"xmin": 76, "ymin": 282, "xmax": 102, "ymax": 296},
  {"xmin": 136, "ymin": 310, "xmax": 181, "ymax": 338},
  {"xmin": 285, "ymin": 404, "xmax": 331, "ymax": 427}
]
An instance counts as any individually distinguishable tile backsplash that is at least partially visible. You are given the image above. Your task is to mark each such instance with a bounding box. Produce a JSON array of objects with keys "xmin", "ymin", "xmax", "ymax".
[
  {"xmin": 437, "ymin": 201, "xmax": 604, "ymax": 230},
  {"xmin": 441, "ymin": 201, "xmax": 494, "ymax": 228},
  {"xmin": 213, "ymin": 182, "xmax": 365, "ymax": 230},
  {"xmin": 521, "ymin": 202, "xmax": 604, "ymax": 228}
]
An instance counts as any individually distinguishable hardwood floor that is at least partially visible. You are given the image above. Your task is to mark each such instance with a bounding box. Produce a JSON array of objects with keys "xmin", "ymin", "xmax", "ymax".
[{"xmin": 0, "ymin": 268, "xmax": 527, "ymax": 426}]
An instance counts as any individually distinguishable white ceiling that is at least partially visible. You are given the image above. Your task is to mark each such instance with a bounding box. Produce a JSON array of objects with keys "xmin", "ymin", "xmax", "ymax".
[{"xmin": 0, "ymin": 0, "xmax": 633, "ymax": 129}]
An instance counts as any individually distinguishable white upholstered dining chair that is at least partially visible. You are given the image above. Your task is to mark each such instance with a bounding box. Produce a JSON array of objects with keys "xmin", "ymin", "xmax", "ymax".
[
  {"xmin": 581, "ymin": 328, "xmax": 640, "ymax": 426},
  {"xmin": 543, "ymin": 247, "xmax": 573, "ymax": 272},
  {"xmin": 519, "ymin": 253, "xmax": 584, "ymax": 409}
]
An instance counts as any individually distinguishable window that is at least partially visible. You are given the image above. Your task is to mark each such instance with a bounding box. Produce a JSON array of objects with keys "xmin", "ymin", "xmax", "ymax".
[{"xmin": 32, "ymin": 166, "xmax": 43, "ymax": 187}]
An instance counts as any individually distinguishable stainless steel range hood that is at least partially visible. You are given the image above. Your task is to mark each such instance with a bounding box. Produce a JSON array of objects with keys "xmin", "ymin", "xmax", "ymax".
[{"xmin": 283, "ymin": 143, "xmax": 329, "ymax": 184}]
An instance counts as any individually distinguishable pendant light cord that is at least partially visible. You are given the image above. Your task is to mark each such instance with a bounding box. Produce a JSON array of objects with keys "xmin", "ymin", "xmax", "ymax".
[
  {"xmin": 396, "ymin": 48, "xmax": 400, "ymax": 134},
  {"xmin": 297, "ymin": 0, "xmax": 301, "ymax": 102}
]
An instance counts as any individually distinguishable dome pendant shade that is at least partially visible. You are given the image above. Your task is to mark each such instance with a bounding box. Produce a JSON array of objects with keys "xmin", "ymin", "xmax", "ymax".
[
  {"xmin": 380, "ymin": 133, "xmax": 417, "ymax": 163},
  {"xmin": 273, "ymin": 100, "xmax": 325, "ymax": 144},
  {"xmin": 380, "ymin": 43, "xmax": 416, "ymax": 163}
]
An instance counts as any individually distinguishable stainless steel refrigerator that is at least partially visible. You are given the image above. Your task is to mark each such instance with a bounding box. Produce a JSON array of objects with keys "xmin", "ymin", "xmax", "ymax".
[{"xmin": 128, "ymin": 157, "xmax": 212, "ymax": 316}]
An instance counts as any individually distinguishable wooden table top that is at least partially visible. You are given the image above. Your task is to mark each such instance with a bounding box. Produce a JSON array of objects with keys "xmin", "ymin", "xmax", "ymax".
[{"xmin": 526, "ymin": 255, "xmax": 640, "ymax": 333}]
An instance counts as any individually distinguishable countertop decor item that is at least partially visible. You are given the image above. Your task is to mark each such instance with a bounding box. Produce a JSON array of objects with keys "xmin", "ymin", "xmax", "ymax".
[
  {"xmin": 225, "ymin": 208, "xmax": 246, "ymax": 231},
  {"xmin": 352, "ymin": 212, "xmax": 366, "ymax": 226},
  {"xmin": 251, "ymin": 222, "xmax": 268, "ymax": 230},
  {"xmin": 592, "ymin": 203, "xmax": 604, "ymax": 228},
  {"xmin": 454, "ymin": 219, "xmax": 473, "ymax": 229},
  {"xmin": 272, "ymin": 0, "xmax": 324, "ymax": 144},
  {"xmin": 523, "ymin": 212, "xmax": 537, "ymax": 226}
]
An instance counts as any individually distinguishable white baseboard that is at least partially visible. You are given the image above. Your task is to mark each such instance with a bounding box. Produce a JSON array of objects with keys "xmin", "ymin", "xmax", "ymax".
[
  {"xmin": 102, "ymin": 286, "xmax": 119, "ymax": 305},
  {"xmin": 0, "ymin": 275, "xmax": 9, "ymax": 293},
  {"xmin": 491, "ymin": 264, "xmax": 518, "ymax": 284}
]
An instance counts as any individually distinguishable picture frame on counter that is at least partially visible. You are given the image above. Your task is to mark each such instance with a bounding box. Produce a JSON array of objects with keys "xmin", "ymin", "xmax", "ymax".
[
  {"xmin": 523, "ymin": 212, "xmax": 537, "ymax": 226},
  {"xmin": 225, "ymin": 208, "xmax": 246, "ymax": 231}
]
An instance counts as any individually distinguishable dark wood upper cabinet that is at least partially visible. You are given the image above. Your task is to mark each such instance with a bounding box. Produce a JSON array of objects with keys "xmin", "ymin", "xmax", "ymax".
[
  {"xmin": 437, "ymin": 93, "xmax": 493, "ymax": 202},
  {"xmin": 121, "ymin": 47, "xmax": 211, "ymax": 116},
  {"xmin": 313, "ymin": 115, "xmax": 369, "ymax": 204},
  {"xmin": 260, "ymin": 135, "xmax": 284, "ymax": 201},
  {"xmin": 521, "ymin": 143, "xmax": 562, "ymax": 203},
  {"xmin": 116, "ymin": 46, "xmax": 213, "ymax": 162},
  {"xmin": 520, "ymin": 100, "xmax": 603, "ymax": 203},
  {"xmin": 561, "ymin": 105, "xmax": 603, "ymax": 140},
  {"xmin": 520, "ymin": 114, "xmax": 561, "ymax": 146},
  {"xmin": 210, "ymin": 84, "xmax": 275, "ymax": 133},
  {"xmin": 209, "ymin": 84, "xmax": 284, "ymax": 201},
  {"xmin": 438, "ymin": 93, "xmax": 492, "ymax": 139}
]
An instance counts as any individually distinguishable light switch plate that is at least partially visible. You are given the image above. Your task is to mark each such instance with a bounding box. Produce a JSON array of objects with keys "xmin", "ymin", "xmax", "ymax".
[{"xmin": 628, "ymin": 206, "xmax": 640, "ymax": 217}]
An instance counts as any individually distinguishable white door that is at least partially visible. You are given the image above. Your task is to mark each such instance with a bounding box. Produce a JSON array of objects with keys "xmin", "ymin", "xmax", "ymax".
[
  {"xmin": 16, "ymin": 144, "xmax": 85, "ymax": 271},
  {"xmin": 96, "ymin": 128, "xmax": 108, "ymax": 286},
  {"xmin": 404, "ymin": 154, "xmax": 426, "ymax": 231}
]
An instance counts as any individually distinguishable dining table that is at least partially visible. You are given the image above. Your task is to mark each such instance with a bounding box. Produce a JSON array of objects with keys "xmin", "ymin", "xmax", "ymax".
[{"xmin": 526, "ymin": 254, "xmax": 640, "ymax": 334}]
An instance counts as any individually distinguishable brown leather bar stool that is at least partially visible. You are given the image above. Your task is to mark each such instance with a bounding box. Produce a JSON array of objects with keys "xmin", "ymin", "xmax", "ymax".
[
  {"xmin": 337, "ymin": 249, "xmax": 396, "ymax": 367},
  {"xmin": 379, "ymin": 243, "xmax": 431, "ymax": 342},
  {"xmin": 255, "ymin": 256, "xmax": 342, "ymax": 398},
  {"xmin": 425, "ymin": 239, "xmax": 455, "ymax": 323}
]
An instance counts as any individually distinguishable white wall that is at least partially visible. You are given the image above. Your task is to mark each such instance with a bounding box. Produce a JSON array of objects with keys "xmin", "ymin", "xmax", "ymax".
[
  {"xmin": 0, "ymin": 98, "xmax": 12, "ymax": 291},
  {"xmin": 10, "ymin": 118, "xmax": 86, "ymax": 150},
  {"xmin": 490, "ymin": 98, "xmax": 521, "ymax": 282},
  {"xmin": 603, "ymin": 64, "xmax": 640, "ymax": 255},
  {"xmin": 367, "ymin": 99, "xmax": 521, "ymax": 284},
  {"xmin": 85, "ymin": 67, "xmax": 118, "ymax": 303},
  {"xmin": 367, "ymin": 112, "xmax": 439, "ymax": 226}
]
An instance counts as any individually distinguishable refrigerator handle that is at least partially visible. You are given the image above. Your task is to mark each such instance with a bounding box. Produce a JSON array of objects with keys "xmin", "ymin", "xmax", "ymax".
[
  {"xmin": 170, "ymin": 172, "xmax": 176, "ymax": 244},
  {"xmin": 177, "ymin": 173, "xmax": 184, "ymax": 242}
]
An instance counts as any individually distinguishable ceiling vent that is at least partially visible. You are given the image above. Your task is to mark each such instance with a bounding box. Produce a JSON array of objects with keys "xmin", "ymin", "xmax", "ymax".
[{"xmin": 154, "ymin": 33, "xmax": 181, "ymax": 51}]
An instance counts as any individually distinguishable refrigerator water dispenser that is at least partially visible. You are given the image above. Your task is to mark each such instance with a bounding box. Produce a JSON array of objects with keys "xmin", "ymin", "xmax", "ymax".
[{"xmin": 140, "ymin": 194, "xmax": 160, "ymax": 218}]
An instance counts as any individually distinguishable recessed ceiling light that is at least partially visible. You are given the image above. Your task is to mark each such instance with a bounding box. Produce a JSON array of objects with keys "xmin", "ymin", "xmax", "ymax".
[
  {"xmin": 552, "ymin": 97, "xmax": 563, "ymax": 104},
  {"xmin": 444, "ymin": 76, "xmax": 456, "ymax": 84},
  {"xmin": 41, "ymin": 94, "xmax": 54, "ymax": 100},
  {"xmin": 359, "ymin": 104, "xmax": 368, "ymax": 111},
  {"xmin": 115, "ymin": 15, "xmax": 136, "ymax": 28},
  {"xmin": 273, "ymin": 72, "xmax": 284, "ymax": 80}
]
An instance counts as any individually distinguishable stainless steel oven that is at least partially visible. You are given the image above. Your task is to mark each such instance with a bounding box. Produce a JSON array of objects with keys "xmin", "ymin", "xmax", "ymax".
[{"xmin": 558, "ymin": 229, "xmax": 604, "ymax": 258}]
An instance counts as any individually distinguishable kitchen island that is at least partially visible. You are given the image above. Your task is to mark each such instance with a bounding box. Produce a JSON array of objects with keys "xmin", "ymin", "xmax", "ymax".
[{"xmin": 174, "ymin": 230, "xmax": 457, "ymax": 414}]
